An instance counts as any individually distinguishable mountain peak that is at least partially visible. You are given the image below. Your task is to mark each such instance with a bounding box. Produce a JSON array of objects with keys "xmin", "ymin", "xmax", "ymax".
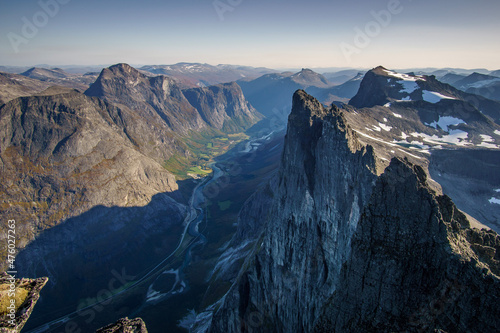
[
  {"xmin": 290, "ymin": 69, "xmax": 330, "ymax": 88},
  {"xmin": 291, "ymin": 89, "xmax": 330, "ymax": 119},
  {"xmin": 349, "ymin": 66, "xmax": 466, "ymax": 108},
  {"xmin": 371, "ymin": 65, "xmax": 389, "ymax": 74},
  {"xmin": 106, "ymin": 63, "xmax": 138, "ymax": 76}
]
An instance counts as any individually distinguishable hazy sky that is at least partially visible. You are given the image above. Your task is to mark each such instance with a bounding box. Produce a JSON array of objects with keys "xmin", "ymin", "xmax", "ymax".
[{"xmin": 1, "ymin": 0, "xmax": 499, "ymax": 70}]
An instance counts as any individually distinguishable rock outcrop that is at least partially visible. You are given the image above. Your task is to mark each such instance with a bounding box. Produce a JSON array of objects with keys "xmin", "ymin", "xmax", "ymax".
[
  {"xmin": 96, "ymin": 317, "xmax": 148, "ymax": 333},
  {"xmin": 0, "ymin": 273, "xmax": 48, "ymax": 333},
  {"xmin": 207, "ymin": 90, "xmax": 378, "ymax": 332},
  {"xmin": 183, "ymin": 82, "xmax": 263, "ymax": 133},
  {"xmin": 202, "ymin": 90, "xmax": 500, "ymax": 332},
  {"xmin": 314, "ymin": 158, "xmax": 500, "ymax": 332}
]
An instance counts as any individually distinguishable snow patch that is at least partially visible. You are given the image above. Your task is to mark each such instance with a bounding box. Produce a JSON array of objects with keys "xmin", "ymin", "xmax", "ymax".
[
  {"xmin": 422, "ymin": 90, "xmax": 457, "ymax": 104},
  {"xmin": 489, "ymin": 197, "xmax": 500, "ymax": 205},
  {"xmin": 378, "ymin": 122, "xmax": 392, "ymax": 131},
  {"xmin": 427, "ymin": 116, "xmax": 465, "ymax": 132},
  {"xmin": 411, "ymin": 130, "xmax": 470, "ymax": 146},
  {"xmin": 382, "ymin": 69, "xmax": 425, "ymax": 82},
  {"xmin": 392, "ymin": 112, "xmax": 402, "ymax": 118},
  {"xmin": 480, "ymin": 134, "xmax": 494, "ymax": 142},
  {"xmin": 384, "ymin": 102, "xmax": 392, "ymax": 107},
  {"xmin": 354, "ymin": 130, "xmax": 398, "ymax": 147},
  {"xmin": 478, "ymin": 134, "xmax": 499, "ymax": 148},
  {"xmin": 494, "ymin": 130, "xmax": 500, "ymax": 136}
]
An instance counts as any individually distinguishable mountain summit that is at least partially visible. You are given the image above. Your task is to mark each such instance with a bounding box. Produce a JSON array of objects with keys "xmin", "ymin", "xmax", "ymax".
[
  {"xmin": 200, "ymin": 90, "xmax": 500, "ymax": 333},
  {"xmin": 350, "ymin": 66, "xmax": 500, "ymax": 125}
]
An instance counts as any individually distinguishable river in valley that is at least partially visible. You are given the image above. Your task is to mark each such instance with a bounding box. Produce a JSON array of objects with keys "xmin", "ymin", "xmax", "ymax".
[{"xmin": 22, "ymin": 129, "xmax": 284, "ymax": 333}]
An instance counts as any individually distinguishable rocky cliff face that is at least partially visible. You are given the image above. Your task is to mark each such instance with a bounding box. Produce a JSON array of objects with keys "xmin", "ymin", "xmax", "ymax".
[
  {"xmin": 203, "ymin": 90, "xmax": 499, "ymax": 332},
  {"xmin": 183, "ymin": 82, "xmax": 263, "ymax": 133},
  {"xmin": 207, "ymin": 90, "xmax": 378, "ymax": 332},
  {"xmin": 85, "ymin": 64, "xmax": 262, "ymax": 164},
  {"xmin": 86, "ymin": 63, "xmax": 205, "ymax": 135},
  {"xmin": 96, "ymin": 317, "xmax": 148, "ymax": 333},
  {"xmin": 0, "ymin": 89, "xmax": 178, "ymax": 270},
  {"xmin": 314, "ymin": 158, "xmax": 500, "ymax": 332}
]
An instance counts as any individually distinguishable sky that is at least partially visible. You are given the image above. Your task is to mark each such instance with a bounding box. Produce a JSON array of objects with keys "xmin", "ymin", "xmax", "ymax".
[{"xmin": 1, "ymin": 0, "xmax": 499, "ymax": 70}]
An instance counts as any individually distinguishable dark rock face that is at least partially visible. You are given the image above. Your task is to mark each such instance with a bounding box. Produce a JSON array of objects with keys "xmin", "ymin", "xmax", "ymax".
[
  {"xmin": 0, "ymin": 273, "xmax": 48, "ymax": 332},
  {"xmin": 204, "ymin": 90, "xmax": 500, "ymax": 333},
  {"xmin": 208, "ymin": 90, "xmax": 378, "ymax": 332},
  {"xmin": 183, "ymin": 82, "xmax": 263, "ymax": 133},
  {"xmin": 349, "ymin": 67, "xmax": 398, "ymax": 108},
  {"xmin": 314, "ymin": 158, "xmax": 500, "ymax": 332},
  {"xmin": 96, "ymin": 317, "xmax": 148, "ymax": 333},
  {"xmin": 85, "ymin": 64, "xmax": 205, "ymax": 163}
]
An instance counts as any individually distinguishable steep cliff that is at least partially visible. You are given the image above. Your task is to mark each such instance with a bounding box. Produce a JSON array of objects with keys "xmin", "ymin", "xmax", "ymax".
[
  {"xmin": 207, "ymin": 90, "xmax": 378, "ymax": 332},
  {"xmin": 85, "ymin": 63, "xmax": 205, "ymax": 135},
  {"xmin": 85, "ymin": 64, "xmax": 262, "ymax": 165},
  {"xmin": 314, "ymin": 159, "xmax": 500, "ymax": 332},
  {"xmin": 203, "ymin": 90, "xmax": 499, "ymax": 332},
  {"xmin": 0, "ymin": 89, "xmax": 179, "ymax": 270},
  {"xmin": 183, "ymin": 82, "xmax": 263, "ymax": 133}
]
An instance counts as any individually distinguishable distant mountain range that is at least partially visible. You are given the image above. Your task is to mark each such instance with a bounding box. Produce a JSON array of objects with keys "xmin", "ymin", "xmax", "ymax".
[
  {"xmin": 2, "ymin": 62, "xmax": 500, "ymax": 333},
  {"xmin": 140, "ymin": 63, "xmax": 277, "ymax": 88},
  {"xmin": 0, "ymin": 63, "xmax": 262, "ymax": 273}
]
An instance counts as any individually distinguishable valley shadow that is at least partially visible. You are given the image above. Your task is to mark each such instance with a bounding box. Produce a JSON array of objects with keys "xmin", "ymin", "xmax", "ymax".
[
  {"xmin": 429, "ymin": 149, "xmax": 500, "ymax": 233},
  {"xmin": 17, "ymin": 131, "xmax": 285, "ymax": 333},
  {"xmin": 16, "ymin": 179, "xmax": 197, "ymax": 332}
]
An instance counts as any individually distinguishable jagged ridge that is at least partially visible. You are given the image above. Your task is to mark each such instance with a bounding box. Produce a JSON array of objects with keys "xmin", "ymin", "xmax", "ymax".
[{"xmin": 203, "ymin": 90, "xmax": 500, "ymax": 333}]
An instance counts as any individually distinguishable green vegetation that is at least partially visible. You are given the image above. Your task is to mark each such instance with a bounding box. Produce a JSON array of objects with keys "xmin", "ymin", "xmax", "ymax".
[
  {"xmin": 163, "ymin": 130, "xmax": 249, "ymax": 180},
  {"xmin": 0, "ymin": 284, "xmax": 29, "ymax": 314},
  {"xmin": 217, "ymin": 200, "xmax": 232, "ymax": 211},
  {"xmin": 188, "ymin": 166, "xmax": 212, "ymax": 176}
]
